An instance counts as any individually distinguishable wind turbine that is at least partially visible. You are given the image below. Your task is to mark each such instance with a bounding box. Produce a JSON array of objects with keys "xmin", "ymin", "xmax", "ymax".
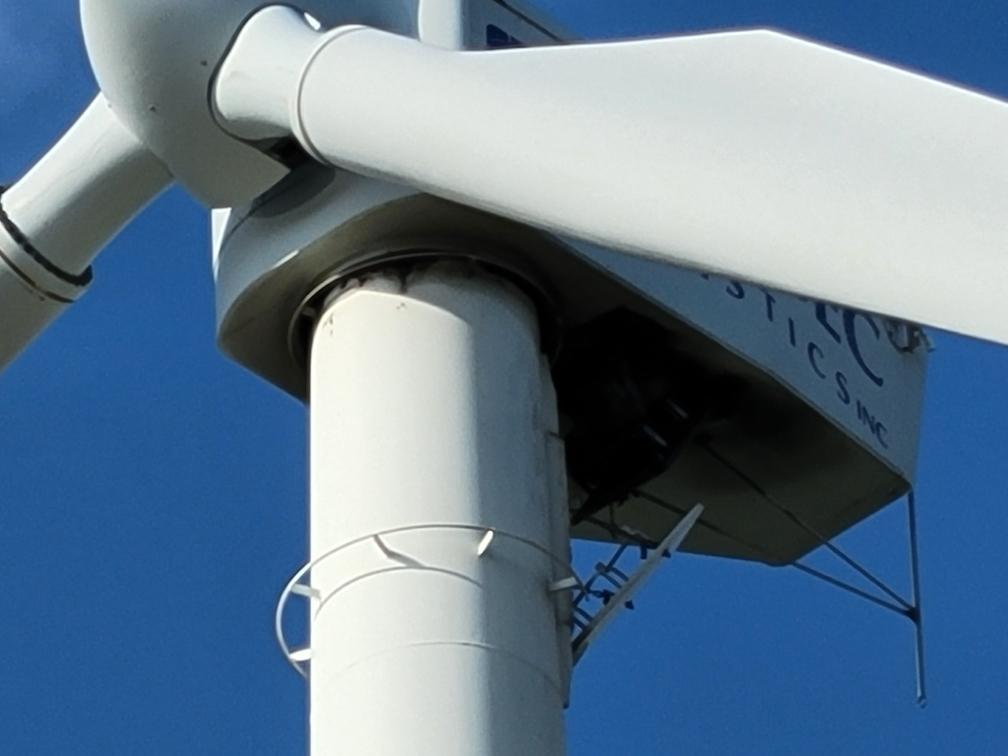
[{"xmin": 1, "ymin": 1, "xmax": 1006, "ymax": 754}]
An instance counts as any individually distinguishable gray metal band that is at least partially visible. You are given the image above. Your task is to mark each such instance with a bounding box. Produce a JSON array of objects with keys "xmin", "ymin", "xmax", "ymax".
[{"xmin": 0, "ymin": 242, "xmax": 75, "ymax": 304}]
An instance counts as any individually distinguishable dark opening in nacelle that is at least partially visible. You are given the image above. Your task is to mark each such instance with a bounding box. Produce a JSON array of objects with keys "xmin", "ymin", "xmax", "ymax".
[{"xmin": 554, "ymin": 309, "xmax": 734, "ymax": 524}]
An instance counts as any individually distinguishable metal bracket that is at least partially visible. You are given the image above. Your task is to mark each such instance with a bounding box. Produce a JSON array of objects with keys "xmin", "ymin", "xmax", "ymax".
[
  {"xmin": 786, "ymin": 491, "xmax": 927, "ymax": 707},
  {"xmin": 636, "ymin": 480, "xmax": 928, "ymax": 707},
  {"xmin": 275, "ymin": 523, "xmax": 583, "ymax": 679},
  {"xmin": 571, "ymin": 504, "xmax": 703, "ymax": 663}
]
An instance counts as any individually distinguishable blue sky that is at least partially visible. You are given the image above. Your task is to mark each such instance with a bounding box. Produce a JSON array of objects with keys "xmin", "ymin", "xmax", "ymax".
[{"xmin": 1, "ymin": 1, "xmax": 1007, "ymax": 754}]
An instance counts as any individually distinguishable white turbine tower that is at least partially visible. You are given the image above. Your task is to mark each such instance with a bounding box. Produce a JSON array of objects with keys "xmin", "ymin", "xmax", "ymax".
[{"xmin": 1, "ymin": 1, "xmax": 1006, "ymax": 754}]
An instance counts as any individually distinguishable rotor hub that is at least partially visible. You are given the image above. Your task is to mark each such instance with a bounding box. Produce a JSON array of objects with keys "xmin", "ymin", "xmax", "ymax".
[{"xmin": 79, "ymin": 0, "xmax": 418, "ymax": 206}]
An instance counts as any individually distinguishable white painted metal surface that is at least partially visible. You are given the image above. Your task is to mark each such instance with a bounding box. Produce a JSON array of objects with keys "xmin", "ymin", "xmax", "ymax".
[
  {"xmin": 216, "ymin": 12, "xmax": 1008, "ymax": 344},
  {"xmin": 2, "ymin": 95, "xmax": 169, "ymax": 275},
  {"xmin": 0, "ymin": 1, "xmax": 968, "ymax": 750},
  {"xmin": 0, "ymin": 95, "xmax": 169, "ymax": 370},
  {"xmin": 309, "ymin": 265, "xmax": 569, "ymax": 755},
  {"xmin": 80, "ymin": 0, "xmax": 420, "ymax": 205},
  {"xmin": 81, "ymin": 0, "xmax": 284, "ymax": 205},
  {"xmin": 417, "ymin": 0, "xmax": 466, "ymax": 48},
  {"xmin": 211, "ymin": 8, "xmax": 323, "ymax": 143},
  {"xmin": 211, "ymin": 166, "xmax": 925, "ymax": 562}
]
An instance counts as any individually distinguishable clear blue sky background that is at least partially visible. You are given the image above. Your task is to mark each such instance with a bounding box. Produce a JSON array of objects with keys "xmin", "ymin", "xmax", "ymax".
[{"xmin": 1, "ymin": 1, "xmax": 1007, "ymax": 754}]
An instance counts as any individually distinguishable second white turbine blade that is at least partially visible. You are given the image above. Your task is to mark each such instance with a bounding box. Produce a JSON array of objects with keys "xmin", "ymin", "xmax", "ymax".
[
  {"xmin": 219, "ymin": 17, "xmax": 1008, "ymax": 344},
  {"xmin": 0, "ymin": 96, "xmax": 170, "ymax": 372}
]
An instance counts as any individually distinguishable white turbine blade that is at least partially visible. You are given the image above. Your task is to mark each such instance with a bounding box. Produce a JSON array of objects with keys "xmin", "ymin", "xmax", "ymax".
[
  {"xmin": 219, "ymin": 17, "xmax": 1008, "ymax": 344},
  {"xmin": 0, "ymin": 95, "xmax": 170, "ymax": 371},
  {"xmin": 0, "ymin": 266, "xmax": 67, "ymax": 373}
]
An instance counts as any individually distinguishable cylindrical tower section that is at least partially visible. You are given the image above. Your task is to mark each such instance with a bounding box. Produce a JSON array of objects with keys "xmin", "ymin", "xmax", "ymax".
[{"xmin": 309, "ymin": 262, "xmax": 570, "ymax": 755}]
